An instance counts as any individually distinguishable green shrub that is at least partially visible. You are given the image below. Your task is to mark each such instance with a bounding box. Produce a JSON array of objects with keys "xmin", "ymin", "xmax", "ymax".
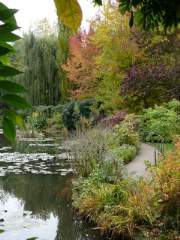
[
  {"xmin": 62, "ymin": 99, "xmax": 96, "ymax": 130},
  {"xmin": 113, "ymin": 115, "xmax": 140, "ymax": 148},
  {"xmin": 140, "ymin": 105, "xmax": 180, "ymax": 142},
  {"xmin": 47, "ymin": 112, "xmax": 64, "ymax": 130},
  {"xmin": 110, "ymin": 144, "xmax": 137, "ymax": 164},
  {"xmin": 166, "ymin": 99, "xmax": 180, "ymax": 114},
  {"xmin": 27, "ymin": 111, "xmax": 47, "ymax": 130}
]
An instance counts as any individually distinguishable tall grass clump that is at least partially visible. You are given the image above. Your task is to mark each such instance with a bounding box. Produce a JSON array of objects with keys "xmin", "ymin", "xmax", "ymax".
[{"xmin": 69, "ymin": 127, "xmax": 113, "ymax": 177}]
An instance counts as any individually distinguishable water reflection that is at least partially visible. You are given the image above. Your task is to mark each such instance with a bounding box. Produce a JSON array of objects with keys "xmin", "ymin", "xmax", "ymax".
[
  {"xmin": 0, "ymin": 174, "xmax": 104, "ymax": 240},
  {"xmin": 0, "ymin": 138, "xmax": 105, "ymax": 240}
]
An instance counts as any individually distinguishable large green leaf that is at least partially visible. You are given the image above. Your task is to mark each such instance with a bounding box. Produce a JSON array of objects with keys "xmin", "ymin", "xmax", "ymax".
[
  {"xmin": 0, "ymin": 3, "xmax": 18, "ymax": 31},
  {"xmin": 1, "ymin": 94, "xmax": 31, "ymax": 109},
  {"xmin": 0, "ymin": 31, "xmax": 20, "ymax": 42},
  {"xmin": 0, "ymin": 43, "xmax": 14, "ymax": 56},
  {"xmin": 0, "ymin": 2, "xmax": 29, "ymax": 143},
  {"xmin": 54, "ymin": 0, "xmax": 82, "ymax": 32},
  {"xmin": 0, "ymin": 65, "xmax": 21, "ymax": 76},
  {"xmin": 0, "ymin": 80, "xmax": 26, "ymax": 93},
  {"xmin": 4, "ymin": 110, "xmax": 25, "ymax": 128},
  {"xmin": 0, "ymin": 3, "xmax": 17, "ymax": 22},
  {"xmin": 3, "ymin": 116, "xmax": 16, "ymax": 143},
  {"xmin": 0, "ymin": 23, "xmax": 19, "ymax": 32}
]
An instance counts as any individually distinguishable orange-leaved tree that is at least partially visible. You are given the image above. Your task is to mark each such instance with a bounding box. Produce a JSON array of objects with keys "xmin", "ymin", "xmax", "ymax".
[{"xmin": 62, "ymin": 29, "xmax": 99, "ymax": 100}]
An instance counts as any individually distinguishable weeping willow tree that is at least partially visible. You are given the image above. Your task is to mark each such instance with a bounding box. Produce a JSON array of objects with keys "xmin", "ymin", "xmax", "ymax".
[
  {"xmin": 25, "ymin": 32, "xmax": 61, "ymax": 105},
  {"xmin": 57, "ymin": 22, "xmax": 72, "ymax": 102},
  {"xmin": 13, "ymin": 32, "xmax": 60, "ymax": 106},
  {"xmin": 11, "ymin": 19, "xmax": 71, "ymax": 106}
]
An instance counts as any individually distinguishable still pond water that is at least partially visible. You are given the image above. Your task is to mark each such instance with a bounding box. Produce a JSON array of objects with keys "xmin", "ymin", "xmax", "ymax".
[{"xmin": 0, "ymin": 137, "xmax": 105, "ymax": 240}]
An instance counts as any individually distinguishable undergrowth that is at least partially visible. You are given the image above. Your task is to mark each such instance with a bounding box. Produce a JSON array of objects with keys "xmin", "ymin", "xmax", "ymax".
[{"xmin": 73, "ymin": 140, "xmax": 180, "ymax": 239}]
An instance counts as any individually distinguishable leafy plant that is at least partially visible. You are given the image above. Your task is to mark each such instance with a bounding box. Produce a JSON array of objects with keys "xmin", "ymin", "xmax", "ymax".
[
  {"xmin": 119, "ymin": 0, "xmax": 180, "ymax": 31},
  {"xmin": 110, "ymin": 144, "xmax": 137, "ymax": 164},
  {"xmin": 0, "ymin": 2, "xmax": 30, "ymax": 142},
  {"xmin": 166, "ymin": 99, "xmax": 180, "ymax": 114},
  {"xmin": 30, "ymin": 112, "xmax": 47, "ymax": 130},
  {"xmin": 140, "ymin": 104, "xmax": 180, "ymax": 142},
  {"xmin": 62, "ymin": 99, "xmax": 95, "ymax": 130},
  {"xmin": 113, "ymin": 115, "xmax": 140, "ymax": 148}
]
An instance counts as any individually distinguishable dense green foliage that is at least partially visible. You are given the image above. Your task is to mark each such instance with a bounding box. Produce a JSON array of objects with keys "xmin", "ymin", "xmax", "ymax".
[
  {"xmin": 0, "ymin": 2, "xmax": 30, "ymax": 142},
  {"xmin": 11, "ymin": 27, "xmax": 61, "ymax": 106},
  {"xmin": 120, "ymin": 0, "xmax": 180, "ymax": 31},
  {"xmin": 62, "ymin": 99, "xmax": 95, "ymax": 130},
  {"xmin": 140, "ymin": 100, "xmax": 180, "ymax": 142}
]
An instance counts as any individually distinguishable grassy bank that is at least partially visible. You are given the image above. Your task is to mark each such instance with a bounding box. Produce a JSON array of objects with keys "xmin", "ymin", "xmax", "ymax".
[{"xmin": 72, "ymin": 141, "xmax": 180, "ymax": 239}]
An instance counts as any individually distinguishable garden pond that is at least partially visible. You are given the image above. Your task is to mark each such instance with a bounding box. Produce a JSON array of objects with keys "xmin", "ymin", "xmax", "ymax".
[{"xmin": 0, "ymin": 136, "xmax": 106, "ymax": 240}]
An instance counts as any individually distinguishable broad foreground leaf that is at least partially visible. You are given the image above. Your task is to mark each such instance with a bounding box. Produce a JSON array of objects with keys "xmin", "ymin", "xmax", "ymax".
[
  {"xmin": 54, "ymin": 0, "xmax": 82, "ymax": 32},
  {"xmin": 1, "ymin": 94, "xmax": 31, "ymax": 109},
  {"xmin": 3, "ymin": 116, "xmax": 16, "ymax": 142},
  {"xmin": 0, "ymin": 80, "xmax": 26, "ymax": 93}
]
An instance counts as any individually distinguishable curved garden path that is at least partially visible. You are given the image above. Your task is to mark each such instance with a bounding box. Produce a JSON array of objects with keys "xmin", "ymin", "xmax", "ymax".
[{"xmin": 125, "ymin": 143, "xmax": 156, "ymax": 177}]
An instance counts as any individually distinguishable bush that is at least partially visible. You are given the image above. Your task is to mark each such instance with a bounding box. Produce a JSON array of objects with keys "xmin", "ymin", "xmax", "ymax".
[
  {"xmin": 27, "ymin": 111, "xmax": 47, "ymax": 130},
  {"xmin": 140, "ymin": 105, "xmax": 180, "ymax": 142},
  {"xmin": 47, "ymin": 112, "xmax": 63, "ymax": 128},
  {"xmin": 100, "ymin": 110, "xmax": 127, "ymax": 128},
  {"xmin": 113, "ymin": 115, "xmax": 140, "ymax": 148},
  {"xmin": 62, "ymin": 99, "xmax": 96, "ymax": 130},
  {"xmin": 110, "ymin": 144, "xmax": 137, "ymax": 164},
  {"xmin": 121, "ymin": 64, "xmax": 180, "ymax": 112},
  {"xmin": 165, "ymin": 99, "xmax": 180, "ymax": 114}
]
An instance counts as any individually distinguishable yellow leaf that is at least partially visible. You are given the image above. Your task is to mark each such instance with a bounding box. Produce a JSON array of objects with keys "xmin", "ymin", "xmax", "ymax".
[{"xmin": 54, "ymin": 0, "xmax": 82, "ymax": 32}]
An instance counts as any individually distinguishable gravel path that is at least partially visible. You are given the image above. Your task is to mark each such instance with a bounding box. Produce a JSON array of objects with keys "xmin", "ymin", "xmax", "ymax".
[{"xmin": 125, "ymin": 143, "xmax": 156, "ymax": 177}]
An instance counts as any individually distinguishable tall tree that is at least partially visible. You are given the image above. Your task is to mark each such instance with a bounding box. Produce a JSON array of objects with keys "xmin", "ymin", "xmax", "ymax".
[
  {"xmin": 91, "ymin": 3, "xmax": 140, "ymax": 112},
  {"xmin": 62, "ymin": 30, "xmax": 98, "ymax": 100},
  {"xmin": 57, "ymin": 22, "xmax": 72, "ymax": 102},
  {"xmin": 11, "ymin": 21, "xmax": 62, "ymax": 106}
]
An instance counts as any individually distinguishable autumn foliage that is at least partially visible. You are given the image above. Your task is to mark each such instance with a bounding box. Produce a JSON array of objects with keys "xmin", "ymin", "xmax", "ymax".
[{"xmin": 62, "ymin": 30, "xmax": 98, "ymax": 100}]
